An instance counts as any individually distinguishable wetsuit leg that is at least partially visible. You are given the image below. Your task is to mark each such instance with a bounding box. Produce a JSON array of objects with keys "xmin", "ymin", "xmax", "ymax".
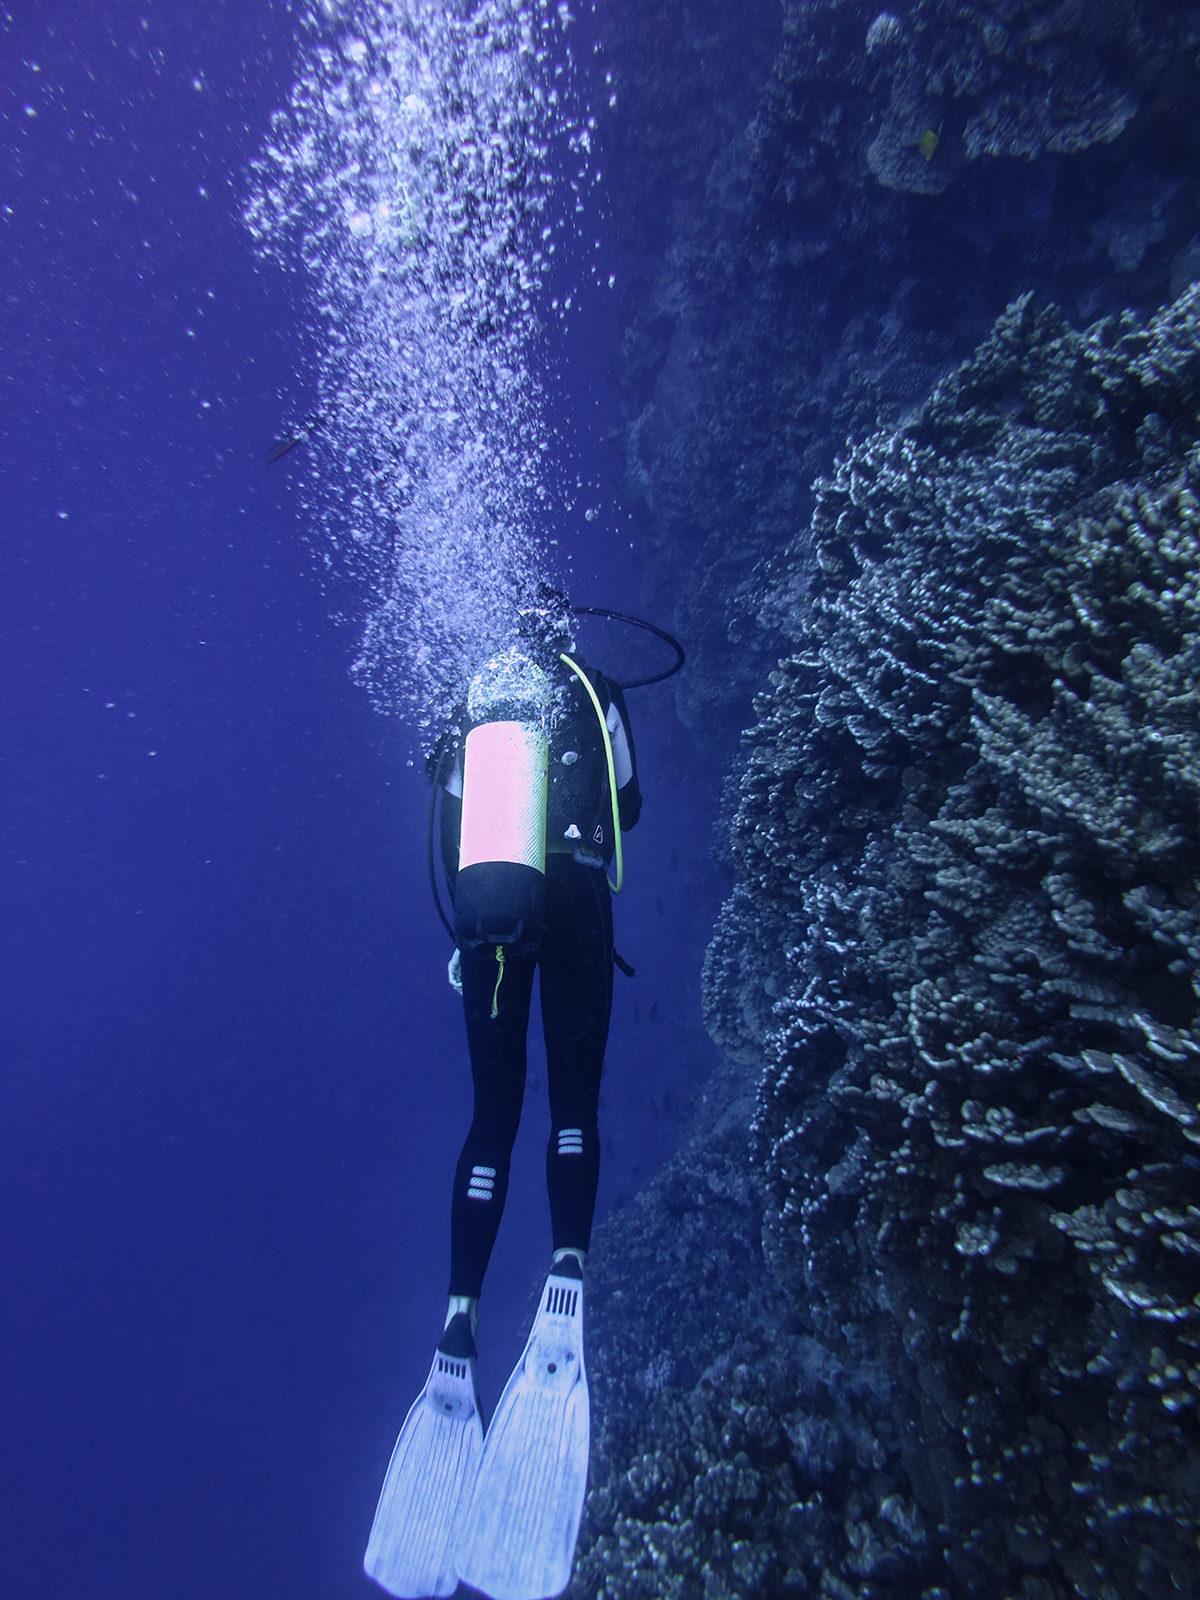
[
  {"xmin": 449, "ymin": 942, "xmax": 536, "ymax": 1298},
  {"xmin": 539, "ymin": 857, "xmax": 612, "ymax": 1255}
]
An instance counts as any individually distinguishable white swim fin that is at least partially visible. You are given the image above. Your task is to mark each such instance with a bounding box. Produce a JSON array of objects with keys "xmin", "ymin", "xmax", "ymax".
[
  {"xmin": 455, "ymin": 1259, "xmax": 589, "ymax": 1600},
  {"xmin": 364, "ymin": 1313, "xmax": 484, "ymax": 1598}
]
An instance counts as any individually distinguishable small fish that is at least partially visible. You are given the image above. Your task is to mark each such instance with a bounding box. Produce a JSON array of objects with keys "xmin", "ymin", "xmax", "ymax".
[
  {"xmin": 918, "ymin": 126, "xmax": 940, "ymax": 162},
  {"xmin": 264, "ymin": 411, "xmax": 326, "ymax": 465}
]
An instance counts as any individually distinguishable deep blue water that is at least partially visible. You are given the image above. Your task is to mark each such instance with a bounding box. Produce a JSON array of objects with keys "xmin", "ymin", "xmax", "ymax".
[{"xmin": 1, "ymin": 5, "xmax": 723, "ymax": 1595}]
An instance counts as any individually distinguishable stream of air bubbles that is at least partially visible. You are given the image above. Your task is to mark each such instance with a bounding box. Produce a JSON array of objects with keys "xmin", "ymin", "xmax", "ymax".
[{"xmin": 246, "ymin": 0, "xmax": 592, "ymax": 742}]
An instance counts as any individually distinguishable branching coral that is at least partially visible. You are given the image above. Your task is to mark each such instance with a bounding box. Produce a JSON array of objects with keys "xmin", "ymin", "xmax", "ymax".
[
  {"xmin": 571, "ymin": 1068, "xmax": 939, "ymax": 1599},
  {"xmin": 706, "ymin": 285, "xmax": 1200, "ymax": 1597}
]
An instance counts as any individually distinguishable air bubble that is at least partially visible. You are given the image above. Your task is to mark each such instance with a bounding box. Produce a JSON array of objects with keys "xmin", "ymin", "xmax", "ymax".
[{"xmin": 246, "ymin": 0, "xmax": 587, "ymax": 743}]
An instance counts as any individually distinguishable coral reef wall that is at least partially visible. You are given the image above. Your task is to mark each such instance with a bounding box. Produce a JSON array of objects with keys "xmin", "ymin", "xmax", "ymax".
[
  {"xmin": 598, "ymin": 0, "xmax": 1200, "ymax": 734},
  {"xmin": 574, "ymin": 1065, "xmax": 940, "ymax": 1599},
  {"xmin": 701, "ymin": 286, "xmax": 1200, "ymax": 1597},
  {"xmin": 576, "ymin": 8, "xmax": 1200, "ymax": 1595}
]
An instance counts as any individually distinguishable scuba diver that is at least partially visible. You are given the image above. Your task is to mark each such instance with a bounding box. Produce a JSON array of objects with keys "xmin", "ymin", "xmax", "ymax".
[{"xmin": 364, "ymin": 589, "xmax": 681, "ymax": 1600}]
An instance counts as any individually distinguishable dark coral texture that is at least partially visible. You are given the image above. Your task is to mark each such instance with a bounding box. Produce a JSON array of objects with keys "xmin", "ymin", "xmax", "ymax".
[
  {"xmin": 701, "ymin": 286, "xmax": 1200, "ymax": 1596},
  {"xmin": 599, "ymin": 0, "xmax": 1200, "ymax": 735}
]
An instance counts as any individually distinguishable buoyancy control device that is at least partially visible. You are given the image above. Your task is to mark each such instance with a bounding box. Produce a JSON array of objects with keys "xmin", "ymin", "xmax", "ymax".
[
  {"xmin": 454, "ymin": 648, "xmax": 551, "ymax": 952},
  {"xmin": 428, "ymin": 604, "xmax": 684, "ymax": 946}
]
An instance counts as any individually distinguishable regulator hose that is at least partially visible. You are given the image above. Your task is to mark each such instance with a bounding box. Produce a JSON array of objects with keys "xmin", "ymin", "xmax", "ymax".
[
  {"xmin": 559, "ymin": 653, "xmax": 623, "ymax": 894},
  {"xmin": 569, "ymin": 605, "xmax": 685, "ymax": 688}
]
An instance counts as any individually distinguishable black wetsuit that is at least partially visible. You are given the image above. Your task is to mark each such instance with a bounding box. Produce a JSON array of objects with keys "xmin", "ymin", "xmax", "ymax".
[{"xmin": 439, "ymin": 667, "xmax": 641, "ymax": 1300}]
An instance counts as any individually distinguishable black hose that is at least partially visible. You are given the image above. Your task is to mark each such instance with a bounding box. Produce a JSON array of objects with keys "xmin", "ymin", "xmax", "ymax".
[
  {"xmin": 569, "ymin": 606, "xmax": 685, "ymax": 688},
  {"xmin": 427, "ymin": 743, "xmax": 456, "ymax": 942}
]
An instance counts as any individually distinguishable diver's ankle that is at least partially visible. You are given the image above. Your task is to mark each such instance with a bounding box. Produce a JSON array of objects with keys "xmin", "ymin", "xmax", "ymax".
[
  {"xmin": 445, "ymin": 1294, "xmax": 479, "ymax": 1340},
  {"xmin": 552, "ymin": 1246, "xmax": 587, "ymax": 1273}
]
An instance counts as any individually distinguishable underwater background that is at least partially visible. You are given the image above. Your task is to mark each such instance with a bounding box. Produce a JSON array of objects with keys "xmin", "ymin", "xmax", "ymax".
[{"xmin": 4, "ymin": 2, "xmax": 1200, "ymax": 1598}]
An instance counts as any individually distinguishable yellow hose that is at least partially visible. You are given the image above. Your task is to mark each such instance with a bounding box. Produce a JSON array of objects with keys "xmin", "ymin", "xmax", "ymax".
[
  {"xmin": 491, "ymin": 944, "xmax": 505, "ymax": 1019},
  {"xmin": 559, "ymin": 654, "xmax": 624, "ymax": 894}
]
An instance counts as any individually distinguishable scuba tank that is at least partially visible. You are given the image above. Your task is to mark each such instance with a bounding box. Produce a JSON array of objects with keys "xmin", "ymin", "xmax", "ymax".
[
  {"xmin": 427, "ymin": 601, "xmax": 683, "ymax": 947},
  {"xmin": 454, "ymin": 648, "xmax": 551, "ymax": 951}
]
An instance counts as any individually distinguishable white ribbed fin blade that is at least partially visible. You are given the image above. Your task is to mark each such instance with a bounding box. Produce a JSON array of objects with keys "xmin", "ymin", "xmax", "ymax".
[
  {"xmin": 455, "ymin": 1269, "xmax": 589, "ymax": 1600},
  {"xmin": 364, "ymin": 1337, "xmax": 484, "ymax": 1598}
]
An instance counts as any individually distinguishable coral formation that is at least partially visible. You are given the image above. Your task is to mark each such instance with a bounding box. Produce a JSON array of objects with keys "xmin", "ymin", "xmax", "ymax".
[
  {"xmin": 700, "ymin": 285, "xmax": 1200, "ymax": 1595},
  {"xmin": 863, "ymin": 0, "xmax": 1151, "ymax": 184},
  {"xmin": 572, "ymin": 1064, "xmax": 944, "ymax": 1598},
  {"xmin": 597, "ymin": 0, "xmax": 1200, "ymax": 733},
  {"xmin": 579, "ymin": 14, "xmax": 1200, "ymax": 1595}
]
